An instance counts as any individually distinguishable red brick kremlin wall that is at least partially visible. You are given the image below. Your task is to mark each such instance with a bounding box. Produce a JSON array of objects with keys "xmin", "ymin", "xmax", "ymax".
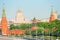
[{"xmin": 7, "ymin": 30, "xmax": 26, "ymax": 35}]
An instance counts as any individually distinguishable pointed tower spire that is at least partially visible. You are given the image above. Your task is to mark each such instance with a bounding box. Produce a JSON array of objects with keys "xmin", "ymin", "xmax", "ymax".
[
  {"xmin": 51, "ymin": 5, "xmax": 53, "ymax": 14},
  {"xmin": 2, "ymin": 3, "xmax": 6, "ymax": 17}
]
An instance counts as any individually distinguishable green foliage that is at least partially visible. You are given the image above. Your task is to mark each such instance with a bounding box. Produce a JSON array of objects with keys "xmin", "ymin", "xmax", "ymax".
[
  {"xmin": 10, "ymin": 19, "xmax": 60, "ymax": 37},
  {"xmin": 19, "ymin": 23, "xmax": 30, "ymax": 30},
  {"xmin": 10, "ymin": 24, "xmax": 15, "ymax": 30},
  {"xmin": 10, "ymin": 23, "xmax": 32, "ymax": 30}
]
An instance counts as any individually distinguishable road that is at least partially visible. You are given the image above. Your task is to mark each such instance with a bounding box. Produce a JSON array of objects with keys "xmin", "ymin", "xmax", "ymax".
[
  {"xmin": 0, "ymin": 36, "xmax": 26, "ymax": 40},
  {"xmin": 0, "ymin": 36, "xmax": 60, "ymax": 40}
]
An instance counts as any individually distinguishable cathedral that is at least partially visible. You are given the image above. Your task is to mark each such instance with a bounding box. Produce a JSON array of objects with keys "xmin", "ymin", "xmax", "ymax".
[{"xmin": 11, "ymin": 9, "xmax": 30, "ymax": 25}]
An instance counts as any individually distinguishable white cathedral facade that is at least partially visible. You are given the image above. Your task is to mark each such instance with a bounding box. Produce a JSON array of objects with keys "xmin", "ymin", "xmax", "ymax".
[{"xmin": 12, "ymin": 9, "xmax": 29, "ymax": 24}]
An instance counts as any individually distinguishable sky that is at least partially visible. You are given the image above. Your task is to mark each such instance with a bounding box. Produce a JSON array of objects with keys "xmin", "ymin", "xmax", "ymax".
[{"xmin": 0, "ymin": 0, "xmax": 60, "ymax": 20}]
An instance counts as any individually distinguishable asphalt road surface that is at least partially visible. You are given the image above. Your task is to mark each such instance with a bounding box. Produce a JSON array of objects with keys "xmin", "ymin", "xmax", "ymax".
[{"xmin": 0, "ymin": 36, "xmax": 60, "ymax": 40}]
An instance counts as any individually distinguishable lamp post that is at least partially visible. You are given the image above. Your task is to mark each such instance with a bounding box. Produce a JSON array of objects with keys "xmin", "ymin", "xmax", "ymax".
[
  {"xmin": 43, "ymin": 27, "xmax": 45, "ymax": 40},
  {"xmin": 29, "ymin": 26, "xmax": 31, "ymax": 38},
  {"xmin": 36, "ymin": 27, "xmax": 37, "ymax": 40},
  {"xmin": 56, "ymin": 30, "xmax": 59, "ymax": 40},
  {"xmin": 49, "ymin": 30, "xmax": 51, "ymax": 40}
]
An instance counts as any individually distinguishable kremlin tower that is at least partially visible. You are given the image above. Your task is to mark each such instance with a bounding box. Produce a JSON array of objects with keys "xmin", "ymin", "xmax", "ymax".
[
  {"xmin": 1, "ymin": 8, "xmax": 8, "ymax": 35},
  {"xmin": 49, "ymin": 6, "xmax": 58, "ymax": 22},
  {"xmin": 31, "ymin": 17, "xmax": 38, "ymax": 30},
  {"xmin": 12, "ymin": 9, "xmax": 29, "ymax": 24}
]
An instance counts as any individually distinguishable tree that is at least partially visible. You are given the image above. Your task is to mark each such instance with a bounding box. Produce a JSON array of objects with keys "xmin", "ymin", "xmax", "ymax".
[
  {"xmin": 10, "ymin": 24, "xmax": 15, "ymax": 30},
  {"xmin": 19, "ymin": 23, "xmax": 31, "ymax": 30}
]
